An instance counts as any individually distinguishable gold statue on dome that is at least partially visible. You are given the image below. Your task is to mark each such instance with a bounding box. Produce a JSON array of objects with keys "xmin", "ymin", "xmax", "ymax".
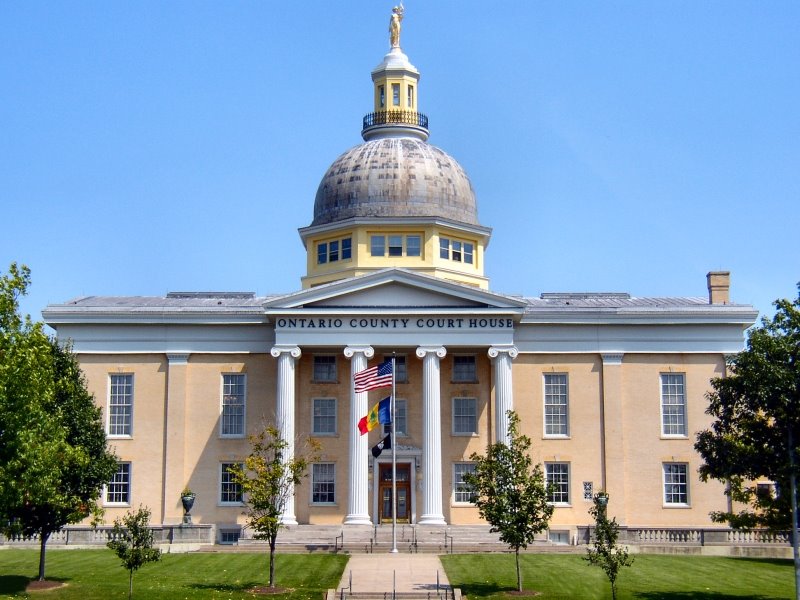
[{"xmin": 389, "ymin": 2, "xmax": 404, "ymax": 48}]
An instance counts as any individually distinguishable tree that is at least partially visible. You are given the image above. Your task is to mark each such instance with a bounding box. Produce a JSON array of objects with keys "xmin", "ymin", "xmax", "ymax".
[
  {"xmin": 230, "ymin": 425, "xmax": 320, "ymax": 588},
  {"xmin": 464, "ymin": 411, "xmax": 554, "ymax": 592},
  {"xmin": 0, "ymin": 263, "xmax": 117, "ymax": 581},
  {"xmin": 585, "ymin": 492, "xmax": 633, "ymax": 600},
  {"xmin": 107, "ymin": 506, "xmax": 161, "ymax": 600},
  {"xmin": 695, "ymin": 286, "xmax": 800, "ymax": 598}
]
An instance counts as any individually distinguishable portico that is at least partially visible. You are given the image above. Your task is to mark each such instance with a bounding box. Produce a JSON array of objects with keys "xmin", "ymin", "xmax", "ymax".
[{"xmin": 265, "ymin": 268, "xmax": 525, "ymax": 525}]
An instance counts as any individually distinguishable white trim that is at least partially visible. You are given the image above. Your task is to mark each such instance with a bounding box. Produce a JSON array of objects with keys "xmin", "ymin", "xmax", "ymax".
[
  {"xmin": 218, "ymin": 462, "xmax": 244, "ymax": 506},
  {"xmin": 104, "ymin": 462, "xmax": 132, "ymax": 507},
  {"xmin": 451, "ymin": 397, "xmax": 478, "ymax": 435},
  {"xmin": 219, "ymin": 373, "xmax": 247, "ymax": 439},
  {"xmin": 107, "ymin": 373, "xmax": 134, "ymax": 438},
  {"xmin": 662, "ymin": 462, "xmax": 690, "ymax": 507},
  {"xmin": 543, "ymin": 373, "xmax": 569, "ymax": 438},
  {"xmin": 310, "ymin": 462, "xmax": 337, "ymax": 506},
  {"xmin": 452, "ymin": 462, "xmax": 476, "ymax": 505},
  {"xmin": 312, "ymin": 397, "xmax": 338, "ymax": 436}
]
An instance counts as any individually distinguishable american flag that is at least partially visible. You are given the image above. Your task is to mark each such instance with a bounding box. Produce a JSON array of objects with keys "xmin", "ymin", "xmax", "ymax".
[{"xmin": 353, "ymin": 360, "xmax": 393, "ymax": 393}]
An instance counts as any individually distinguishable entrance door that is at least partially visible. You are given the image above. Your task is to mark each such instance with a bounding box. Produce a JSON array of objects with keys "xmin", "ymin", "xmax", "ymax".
[{"xmin": 379, "ymin": 463, "xmax": 411, "ymax": 523}]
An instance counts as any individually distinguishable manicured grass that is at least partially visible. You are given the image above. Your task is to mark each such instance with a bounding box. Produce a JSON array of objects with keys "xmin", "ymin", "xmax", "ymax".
[
  {"xmin": 440, "ymin": 553, "xmax": 795, "ymax": 599},
  {"xmin": 0, "ymin": 549, "xmax": 347, "ymax": 599}
]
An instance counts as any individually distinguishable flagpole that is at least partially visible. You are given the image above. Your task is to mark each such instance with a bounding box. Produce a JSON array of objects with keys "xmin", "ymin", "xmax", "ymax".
[{"xmin": 390, "ymin": 353, "xmax": 398, "ymax": 553}]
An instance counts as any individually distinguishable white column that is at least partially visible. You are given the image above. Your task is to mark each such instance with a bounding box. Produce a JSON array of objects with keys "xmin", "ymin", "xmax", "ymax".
[
  {"xmin": 270, "ymin": 345, "xmax": 301, "ymax": 525},
  {"xmin": 488, "ymin": 346, "xmax": 518, "ymax": 445},
  {"xmin": 344, "ymin": 345, "xmax": 374, "ymax": 525},
  {"xmin": 416, "ymin": 346, "xmax": 447, "ymax": 525}
]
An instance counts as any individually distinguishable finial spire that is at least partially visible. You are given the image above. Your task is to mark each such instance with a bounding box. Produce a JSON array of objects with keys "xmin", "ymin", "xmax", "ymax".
[{"xmin": 389, "ymin": 2, "xmax": 404, "ymax": 48}]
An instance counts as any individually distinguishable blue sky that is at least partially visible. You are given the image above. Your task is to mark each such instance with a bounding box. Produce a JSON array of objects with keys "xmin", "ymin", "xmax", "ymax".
[{"xmin": 2, "ymin": 1, "xmax": 798, "ymax": 325}]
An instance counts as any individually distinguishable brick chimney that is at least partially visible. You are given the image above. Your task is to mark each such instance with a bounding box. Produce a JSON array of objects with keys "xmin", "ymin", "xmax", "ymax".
[{"xmin": 707, "ymin": 271, "xmax": 730, "ymax": 305}]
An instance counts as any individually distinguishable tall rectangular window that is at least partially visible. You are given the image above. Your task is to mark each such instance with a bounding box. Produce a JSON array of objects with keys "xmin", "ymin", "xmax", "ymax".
[
  {"xmin": 313, "ymin": 355, "xmax": 337, "ymax": 382},
  {"xmin": 544, "ymin": 373, "xmax": 569, "ymax": 436},
  {"xmin": 312, "ymin": 463, "xmax": 336, "ymax": 504},
  {"xmin": 317, "ymin": 242, "xmax": 328, "ymax": 264},
  {"xmin": 221, "ymin": 374, "xmax": 246, "ymax": 437},
  {"xmin": 661, "ymin": 373, "xmax": 687, "ymax": 436},
  {"xmin": 453, "ymin": 463, "xmax": 476, "ymax": 503},
  {"xmin": 453, "ymin": 355, "xmax": 477, "ymax": 382},
  {"xmin": 392, "ymin": 355, "xmax": 408, "ymax": 382},
  {"xmin": 220, "ymin": 463, "xmax": 243, "ymax": 504},
  {"xmin": 407, "ymin": 85, "xmax": 414, "ymax": 107},
  {"xmin": 452, "ymin": 240, "xmax": 462, "ymax": 262},
  {"xmin": 663, "ymin": 463, "xmax": 689, "ymax": 505},
  {"xmin": 439, "ymin": 238, "xmax": 450, "ymax": 259},
  {"xmin": 453, "ymin": 397, "xmax": 478, "ymax": 434},
  {"xmin": 108, "ymin": 374, "xmax": 133, "ymax": 436},
  {"xmin": 392, "ymin": 83, "xmax": 400, "ymax": 106},
  {"xmin": 106, "ymin": 462, "xmax": 131, "ymax": 505},
  {"xmin": 546, "ymin": 462, "xmax": 570, "ymax": 504},
  {"xmin": 371, "ymin": 235, "xmax": 385, "ymax": 257},
  {"xmin": 329, "ymin": 240, "xmax": 339, "ymax": 262},
  {"xmin": 406, "ymin": 235, "xmax": 421, "ymax": 257},
  {"xmin": 379, "ymin": 85, "xmax": 385, "ymax": 108},
  {"xmin": 342, "ymin": 237, "xmax": 352, "ymax": 260},
  {"xmin": 384, "ymin": 398, "xmax": 408, "ymax": 436},
  {"xmin": 388, "ymin": 235, "xmax": 403, "ymax": 256},
  {"xmin": 313, "ymin": 398, "xmax": 337, "ymax": 435},
  {"xmin": 463, "ymin": 242, "xmax": 474, "ymax": 264}
]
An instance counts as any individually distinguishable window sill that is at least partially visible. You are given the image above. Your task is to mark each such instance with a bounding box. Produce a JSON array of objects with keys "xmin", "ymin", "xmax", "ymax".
[
  {"xmin": 312, "ymin": 432, "xmax": 339, "ymax": 437},
  {"xmin": 452, "ymin": 432, "xmax": 479, "ymax": 437},
  {"xmin": 218, "ymin": 502, "xmax": 245, "ymax": 508},
  {"xmin": 543, "ymin": 435, "xmax": 571, "ymax": 440},
  {"xmin": 219, "ymin": 434, "xmax": 246, "ymax": 440},
  {"xmin": 312, "ymin": 380, "xmax": 338, "ymax": 385},
  {"xmin": 104, "ymin": 503, "xmax": 131, "ymax": 508},
  {"xmin": 310, "ymin": 502, "xmax": 338, "ymax": 507},
  {"xmin": 660, "ymin": 435, "xmax": 689, "ymax": 440},
  {"xmin": 663, "ymin": 503, "xmax": 691, "ymax": 509},
  {"xmin": 549, "ymin": 503, "xmax": 572, "ymax": 508},
  {"xmin": 107, "ymin": 434, "xmax": 133, "ymax": 440},
  {"xmin": 451, "ymin": 380, "xmax": 479, "ymax": 385}
]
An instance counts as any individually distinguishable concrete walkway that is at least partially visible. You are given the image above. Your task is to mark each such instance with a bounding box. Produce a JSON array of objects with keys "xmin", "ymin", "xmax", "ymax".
[{"xmin": 337, "ymin": 553, "xmax": 450, "ymax": 593}]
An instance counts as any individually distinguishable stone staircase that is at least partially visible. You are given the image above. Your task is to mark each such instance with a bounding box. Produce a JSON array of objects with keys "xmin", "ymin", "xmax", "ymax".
[{"xmin": 214, "ymin": 524, "xmax": 573, "ymax": 554}]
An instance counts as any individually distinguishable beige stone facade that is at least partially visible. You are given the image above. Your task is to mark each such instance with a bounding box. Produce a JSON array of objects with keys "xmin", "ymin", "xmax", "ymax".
[{"xmin": 43, "ymin": 18, "xmax": 757, "ymax": 544}]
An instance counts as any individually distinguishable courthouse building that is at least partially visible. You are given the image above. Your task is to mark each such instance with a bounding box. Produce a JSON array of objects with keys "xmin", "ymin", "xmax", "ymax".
[{"xmin": 44, "ymin": 14, "xmax": 758, "ymax": 543}]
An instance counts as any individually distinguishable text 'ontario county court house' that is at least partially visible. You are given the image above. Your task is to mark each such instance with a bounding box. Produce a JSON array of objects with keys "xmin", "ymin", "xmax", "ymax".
[{"xmin": 43, "ymin": 8, "xmax": 757, "ymax": 543}]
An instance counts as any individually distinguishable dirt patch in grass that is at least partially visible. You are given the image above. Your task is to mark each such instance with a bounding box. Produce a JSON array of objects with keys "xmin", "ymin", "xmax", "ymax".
[
  {"xmin": 25, "ymin": 580, "xmax": 67, "ymax": 592},
  {"xmin": 247, "ymin": 585, "xmax": 290, "ymax": 595}
]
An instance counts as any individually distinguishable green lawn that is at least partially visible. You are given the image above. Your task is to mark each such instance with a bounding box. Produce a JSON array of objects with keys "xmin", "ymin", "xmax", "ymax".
[
  {"xmin": 440, "ymin": 553, "xmax": 795, "ymax": 600},
  {"xmin": 0, "ymin": 549, "xmax": 347, "ymax": 600}
]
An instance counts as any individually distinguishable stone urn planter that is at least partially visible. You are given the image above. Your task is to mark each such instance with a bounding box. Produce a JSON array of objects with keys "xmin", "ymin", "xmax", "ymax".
[{"xmin": 181, "ymin": 490, "xmax": 196, "ymax": 524}]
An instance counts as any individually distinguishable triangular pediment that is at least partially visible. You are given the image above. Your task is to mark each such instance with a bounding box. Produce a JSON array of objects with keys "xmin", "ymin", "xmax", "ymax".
[{"xmin": 263, "ymin": 269, "xmax": 526, "ymax": 312}]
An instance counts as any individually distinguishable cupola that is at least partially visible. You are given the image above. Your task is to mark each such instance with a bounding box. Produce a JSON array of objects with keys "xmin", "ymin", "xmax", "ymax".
[{"xmin": 299, "ymin": 5, "xmax": 491, "ymax": 290}]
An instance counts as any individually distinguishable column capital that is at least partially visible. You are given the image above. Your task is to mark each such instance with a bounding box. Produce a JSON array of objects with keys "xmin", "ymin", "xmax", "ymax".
[
  {"xmin": 166, "ymin": 352, "xmax": 190, "ymax": 365},
  {"xmin": 601, "ymin": 353, "xmax": 624, "ymax": 365},
  {"xmin": 488, "ymin": 345, "xmax": 518, "ymax": 360},
  {"xmin": 271, "ymin": 345, "xmax": 301, "ymax": 359},
  {"xmin": 416, "ymin": 346, "xmax": 447, "ymax": 359},
  {"xmin": 344, "ymin": 346, "xmax": 374, "ymax": 360}
]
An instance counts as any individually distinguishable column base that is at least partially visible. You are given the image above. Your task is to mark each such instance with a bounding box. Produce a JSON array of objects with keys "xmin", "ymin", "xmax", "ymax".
[
  {"xmin": 343, "ymin": 514, "xmax": 372, "ymax": 525},
  {"xmin": 279, "ymin": 516, "xmax": 298, "ymax": 526},
  {"xmin": 419, "ymin": 514, "xmax": 447, "ymax": 525}
]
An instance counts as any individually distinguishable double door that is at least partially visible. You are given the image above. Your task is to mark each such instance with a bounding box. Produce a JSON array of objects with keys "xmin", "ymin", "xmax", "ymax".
[{"xmin": 378, "ymin": 463, "xmax": 411, "ymax": 523}]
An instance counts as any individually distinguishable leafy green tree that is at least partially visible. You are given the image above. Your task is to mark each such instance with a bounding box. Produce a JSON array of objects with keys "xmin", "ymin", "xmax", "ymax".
[
  {"xmin": 464, "ymin": 411, "xmax": 554, "ymax": 592},
  {"xmin": 695, "ymin": 286, "xmax": 800, "ymax": 598},
  {"xmin": 585, "ymin": 492, "xmax": 633, "ymax": 600},
  {"xmin": 230, "ymin": 426, "xmax": 320, "ymax": 588},
  {"xmin": 0, "ymin": 263, "xmax": 117, "ymax": 581},
  {"xmin": 107, "ymin": 506, "xmax": 162, "ymax": 600}
]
